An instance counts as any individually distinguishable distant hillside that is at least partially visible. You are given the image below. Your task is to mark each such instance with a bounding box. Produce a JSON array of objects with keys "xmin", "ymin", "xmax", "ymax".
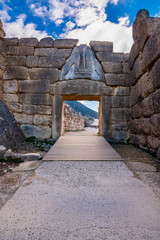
[{"xmin": 65, "ymin": 101, "xmax": 98, "ymax": 119}]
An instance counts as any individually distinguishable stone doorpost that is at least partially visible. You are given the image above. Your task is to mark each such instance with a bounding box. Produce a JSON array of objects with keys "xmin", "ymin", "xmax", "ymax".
[
  {"xmin": 101, "ymin": 96, "xmax": 112, "ymax": 139},
  {"xmin": 52, "ymin": 95, "xmax": 63, "ymax": 140}
]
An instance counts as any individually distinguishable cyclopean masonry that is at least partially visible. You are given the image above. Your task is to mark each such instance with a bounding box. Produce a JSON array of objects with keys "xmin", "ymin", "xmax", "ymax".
[{"xmin": 0, "ymin": 9, "xmax": 160, "ymax": 158}]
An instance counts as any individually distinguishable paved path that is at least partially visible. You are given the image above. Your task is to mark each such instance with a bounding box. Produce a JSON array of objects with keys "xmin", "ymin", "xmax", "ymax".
[
  {"xmin": 43, "ymin": 133, "xmax": 122, "ymax": 161},
  {"xmin": 0, "ymin": 134, "xmax": 160, "ymax": 239}
]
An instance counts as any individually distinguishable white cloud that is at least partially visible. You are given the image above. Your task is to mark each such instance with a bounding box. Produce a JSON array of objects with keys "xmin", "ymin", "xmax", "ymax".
[
  {"xmin": 3, "ymin": 14, "xmax": 48, "ymax": 39},
  {"xmin": 55, "ymin": 19, "xmax": 64, "ymax": 26},
  {"xmin": 0, "ymin": 10, "xmax": 11, "ymax": 21},
  {"xmin": 62, "ymin": 17, "xmax": 133, "ymax": 53}
]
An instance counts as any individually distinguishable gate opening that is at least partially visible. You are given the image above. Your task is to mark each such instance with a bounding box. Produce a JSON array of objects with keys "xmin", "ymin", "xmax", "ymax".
[{"xmin": 61, "ymin": 96, "xmax": 102, "ymax": 136}]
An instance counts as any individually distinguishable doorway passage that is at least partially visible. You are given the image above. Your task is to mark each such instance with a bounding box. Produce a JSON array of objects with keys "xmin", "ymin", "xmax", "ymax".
[{"xmin": 61, "ymin": 96, "xmax": 102, "ymax": 137}]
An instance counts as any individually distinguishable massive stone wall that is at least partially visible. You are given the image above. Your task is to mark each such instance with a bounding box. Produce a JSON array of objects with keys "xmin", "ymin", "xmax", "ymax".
[
  {"xmin": 129, "ymin": 10, "xmax": 160, "ymax": 158},
  {"xmin": 0, "ymin": 20, "xmax": 5, "ymax": 99},
  {"xmin": 64, "ymin": 104, "xmax": 84, "ymax": 131},
  {"xmin": 1, "ymin": 33, "xmax": 131, "ymax": 141}
]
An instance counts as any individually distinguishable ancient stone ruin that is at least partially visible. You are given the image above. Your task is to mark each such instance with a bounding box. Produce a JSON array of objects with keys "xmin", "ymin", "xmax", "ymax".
[{"xmin": 0, "ymin": 9, "xmax": 160, "ymax": 158}]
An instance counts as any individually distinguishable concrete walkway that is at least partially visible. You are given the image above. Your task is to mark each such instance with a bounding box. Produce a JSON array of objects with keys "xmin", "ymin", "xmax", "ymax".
[
  {"xmin": 0, "ymin": 134, "xmax": 160, "ymax": 239},
  {"xmin": 43, "ymin": 132, "xmax": 123, "ymax": 161}
]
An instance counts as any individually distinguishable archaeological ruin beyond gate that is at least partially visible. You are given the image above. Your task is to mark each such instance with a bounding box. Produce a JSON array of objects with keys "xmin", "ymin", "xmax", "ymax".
[{"xmin": 0, "ymin": 9, "xmax": 160, "ymax": 158}]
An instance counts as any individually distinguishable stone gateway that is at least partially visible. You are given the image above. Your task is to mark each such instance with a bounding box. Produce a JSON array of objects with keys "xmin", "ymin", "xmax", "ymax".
[{"xmin": 0, "ymin": 9, "xmax": 160, "ymax": 158}]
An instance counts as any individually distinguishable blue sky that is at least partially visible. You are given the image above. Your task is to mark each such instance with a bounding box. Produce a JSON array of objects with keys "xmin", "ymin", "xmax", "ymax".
[{"xmin": 0, "ymin": 0, "xmax": 160, "ymax": 112}]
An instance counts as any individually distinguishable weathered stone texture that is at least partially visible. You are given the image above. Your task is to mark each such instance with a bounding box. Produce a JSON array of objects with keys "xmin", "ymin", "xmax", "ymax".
[
  {"xmin": 64, "ymin": 104, "xmax": 84, "ymax": 131},
  {"xmin": 112, "ymin": 96, "xmax": 130, "ymax": 108},
  {"xmin": 112, "ymin": 109, "xmax": 130, "ymax": 123},
  {"xmin": 51, "ymin": 80, "xmax": 113, "ymax": 96},
  {"xmin": 3, "ymin": 93, "xmax": 19, "ymax": 103},
  {"xmin": 39, "ymin": 57, "xmax": 66, "ymax": 69},
  {"xmin": 6, "ymin": 103, "xmax": 22, "ymax": 113},
  {"xmin": 23, "ymin": 105, "xmax": 52, "ymax": 115},
  {"xmin": 3, "ymin": 80, "xmax": 18, "ymax": 93},
  {"xmin": 4, "ymin": 38, "xmax": 19, "ymax": 46},
  {"xmin": 33, "ymin": 115, "xmax": 52, "ymax": 125},
  {"xmin": 19, "ymin": 38, "xmax": 38, "ymax": 47},
  {"xmin": 21, "ymin": 124, "xmax": 51, "ymax": 139},
  {"xmin": 35, "ymin": 48, "xmax": 72, "ymax": 58},
  {"xmin": 26, "ymin": 56, "xmax": 38, "ymax": 67},
  {"xmin": 29, "ymin": 68, "xmax": 59, "ymax": 82},
  {"xmin": 90, "ymin": 41, "xmax": 113, "ymax": 52},
  {"xmin": 0, "ymin": 99, "xmax": 25, "ymax": 148},
  {"xmin": 6, "ymin": 56, "xmax": 26, "ymax": 66},
  {"xmin": 20, "ymin": 94, "xmax": 52, "ymax": 105},
  {"xmin": 114, "ymin": 87, "xmax": 130, "ymax": 96},
  {"xmin": 6, "ymin": 46, "xmax": 34, "ymax": 56},
  {"xmin": 39, "ymin": 38, "xmax": 54, "ymax": 47},
  {"xmin": 102, "ymin": 62, "xmax": 122, "ymax": 73},
  {"xmin": 129, "ymin": 10, "xmax": 160, "ymax": 156},
  {"xmin": 19, "ymin": 80, "xmax": 50, "ymax": 93},
  {"xmin": 105, "ymin": 74, "xmax": 131, "ymax": 86},
  {"xmin": 14, "ymin": 113, "xmax": 33, "ymax": 124},
  {"xmin": 54, "ymin": 39, "xmax": 78, "ymax": 49},
  {"xmin": 3, "ymin": 66, "xmax": 28, "ymax": 80},
  {"xmin": 96, "ymin": 52, "xmax": 124, "ymax": 63}
]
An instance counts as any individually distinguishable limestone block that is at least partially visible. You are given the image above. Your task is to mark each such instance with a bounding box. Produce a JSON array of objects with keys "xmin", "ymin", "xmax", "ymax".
[
  {"xmin": 4, "ymin": 38, "xmax": 19, "ymax": 46},
  {"xmin": 112, "ymin": 123, "xmax": 129, "ymax": 131},
  {"xmin": 52, "ymin": 95, "xmax": 63, "ymax": 139},
  {"xmin": 123, "ymin": 63, "xmax": 130, "ymax": 74},
  {"xmin": 21, "ymin": 124, "xmax": 51, "ymax": 139},
  {"xmin": 29, "ymin": 68, "xmax": 59, "ymax": 83},
  {"xmin": 131, "ymin": 55, "xmax": 145, "ymax": 84},
  {"xmin": 150, "ymin": 114, "xmax": 160, "ymax": 137},
  {"xmin": 26, "ymin": 56, "xmax": 38, "ymax": 67},
  {"xmin": 0, "ymin": 145, "xmax": 6, "ymax": 159},
  {"xmin": 130, "ymin": 84, "xmax": 139, "ymax": 107},
  {"xmin": 0, "ymin": 69, "xmax": 3, "ymax": 78},
  {"xmin": 143, "ymin": 27, "xmax": 160, "ymax": 69},
  {"xmin": 131, "ymin": 134, "xmax": 147, "ymax": 147},
  {"xmin": 3, "ymin": 66, "xmax": 28, "ymax": 80},
  {"xmin": 142, "ymin": 95, "xmax": 154, "ymax": 117},
  {"xmin": 3, "ymin": 80, "xmax": 18, "ymax": 93},
  {"xmin": 140, "ymin": 118, "xmax": 150, "ymax": 135},
  {"xmin": 101, "ymin": 96, "xmax": 111, "ymax": 137},
  {"xmin": 112, "ymin": 108, "xmax": 130, "ymax": 122},
  {"xmin": 33, "ymin": 115, "xmax": 52, "ymax": 125},
  {"xmin": 90, "ymin": 41, "xmax": 113, "ymax": 52},
  {"xmin": 35, "ymin": 48, "xmax": 72, "ymax": 58},
  {"xmin": 20, "ymin": 93, "xmax": 52, "ymax": 105},
  {"xmin": 101, "ymin": 62, "xmax": 122, "ymax": 73},
  {"xmin": 54, "ymin": 39, "xmax": 78, "ymax": 49},
  {"xmin": 130, "ymin": 119, "xmax": 143, "ymax": 134},
  {"xmin": 96, "ymin": 52, "xmax": 124, "ymax": 62},
  {"xmin": 6, "ymin": 103, "xmax": 22, "ymax": 113},
  {"xmin": 0, "ymin": 54, "xmax": 5, "ymax": 70},
  {"xmin": 105, "ymin": 74, "xmax": 131, "ymax": 86},
  {"xmin": 124, "ymin": 54, "xmax": 129, "ymax": 62},
  {"xmin": 112, "ymin": 131, "xmax": 129, "ymax": 141},
  {"xmin": 150, "ymin": 58, "xmax": 160, "ymax": 88},
  {"xmin": 14, "ymin": 113, "xmax": 32, "ymax": 124},
  {"xmin": 6, "ymin": 56, "xmax": 26, "ymax": 66},
  {"xmin": 152, "ymin": 89, "xmax": 160, "ymax": 113},
  {"xmin": 6, "ymin": 46, "xmax": 34, "ymax": 56},
  {"xmin": 112, "ymin": 96, "xmax": 130, "ymax": 108},
  {"xmin": 147, "ymin": 136, "xmax": 160, "ymax": 150},
  {"xmin": 39, "ymin": 37, "xmax": 54, "ymax": 47},
  {"xmin": 19, "ymin": 80, "xmax": 50, "ymax": 93},
  {"xmin": 114, "ymin": 87, "xmax": 130, "ymax": 96},
  {"xmin": 19, "ymin": 38, "xmax": 38, "ymax": 47},
  {"xmin": 39, "ymin": 57, "xmax": 66, "ymax": 69},
  {"xmin": 23, "ymin": 105, "xmax": 52, "ymax": 115},
  {"xmin": 138, "ymin": 72, "xmax": 154, "ymax": 99},
  {"xmin": 6, "ymin": 46, "xmax": 19, "ymax": 55},
  {"xmin": 157, "ymin": 147, "xmax": 160, "ymax": 159},
  {"xmin": 3, "ymin": 93, "xmax": 18, "ymax": 103},
  {"xmin": 51, "ymin": 80, "xmax": 113, "ymax": 96}
]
